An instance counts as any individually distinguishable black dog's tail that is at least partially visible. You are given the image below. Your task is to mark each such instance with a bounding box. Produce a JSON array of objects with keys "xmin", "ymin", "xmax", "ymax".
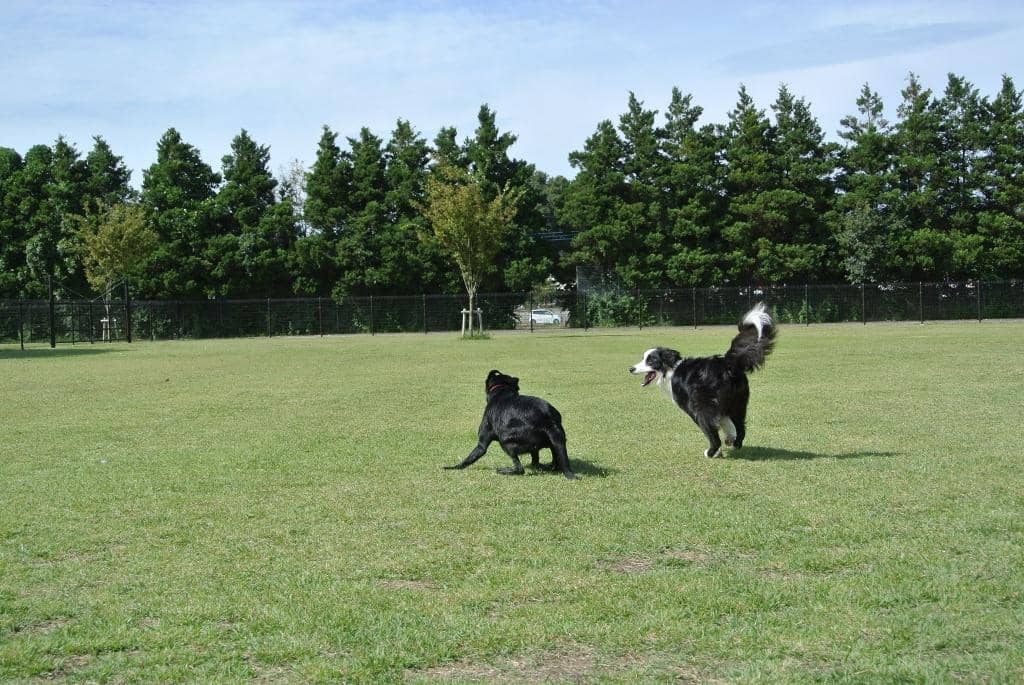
[{"xmin": 725, "ymin": 302, "xmax": 776, "ymax": 373}]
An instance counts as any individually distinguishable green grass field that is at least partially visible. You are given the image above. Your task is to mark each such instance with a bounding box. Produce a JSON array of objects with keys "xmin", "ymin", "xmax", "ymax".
[{"xmin": 2, "ymin": 323, "xmax": 1023, "ymax": 683}]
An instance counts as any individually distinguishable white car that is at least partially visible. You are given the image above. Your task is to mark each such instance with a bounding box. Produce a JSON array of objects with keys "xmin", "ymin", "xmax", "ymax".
[{"xmin": 530, "ymin": 309, "xmax": 561, "ymax": 325}]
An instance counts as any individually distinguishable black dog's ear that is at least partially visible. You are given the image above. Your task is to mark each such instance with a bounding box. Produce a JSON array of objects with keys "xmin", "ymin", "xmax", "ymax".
[
  {"xmin": 511, "ymin": 376, "xmax": 520, "ymax": 390},
  {"xmin": 487, "ymin": 369, "xmax": 501, "ymax": 380}
]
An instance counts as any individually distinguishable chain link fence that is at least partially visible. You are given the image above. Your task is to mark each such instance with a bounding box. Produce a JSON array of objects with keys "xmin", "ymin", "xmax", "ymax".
[{"xmin": 2, "ymin": 281, "xmax": 1023, "ymax": 347}]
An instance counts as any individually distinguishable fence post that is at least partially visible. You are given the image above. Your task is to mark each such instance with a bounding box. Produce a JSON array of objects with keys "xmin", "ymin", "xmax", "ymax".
[
  {"xmin": 318, "ymin": 296, "xmax": 324, "ymax": 337},
  {"xmin": 423, "ymin": 294, "xmax": 427, "ymax": 334},
  {"xmin": 692, "ymin": 288, "xmax": 697, "ymax": 329},
  {"xmin": 48, "ymin": 274, "xmax": 56, "ymax": 349},
  {"xmin": 123, "ymin": 280, "xmax": 132, "ymax": 343},
  {"xmin": 919, "ymin": 282, "xmax": 923, "ymax": 324},
  {"xmin": 804, "ymin": 284, "xmax": 809, "ymax": 326},
  {"xmin": 18, "ymin": 296, "xmax": 25, "ymax": 351},
  {"xmin": 582, "ymin": 292, "xmax": 588, "ymax": 332},
  {"xmin": 977, "ymin": 281, "xmax": 983, "ymax": 322},
  {"xmin": 88, "ymin": 299, "xmax": 95, "ymax": 343},
  {"xmin": 861, "ymin": 283, "xmax": 866, "ymax": 325},
  {"xmin": 369, "ymin": 295, "xmax": 374, "ymax": 336},
  {"xmin": 266, "ymin": 297, "xmax": 272, "ymax": 337},
  {"xmin": 637, "ymin": 287, "xmax": 643, "ymax": 331},
  {"xmin": 529, "ymin": 293, "xmax": 534, "ymax": 333}
]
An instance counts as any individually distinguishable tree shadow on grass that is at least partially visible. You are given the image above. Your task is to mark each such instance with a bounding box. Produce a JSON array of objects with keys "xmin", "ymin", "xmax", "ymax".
[
  {"xmin": 0, "ymin": 346, "xmax": 124, "ymax": 360},
  {"xmin": 731, "ymin": 447, "xmax": 901, "ymax": 461}
]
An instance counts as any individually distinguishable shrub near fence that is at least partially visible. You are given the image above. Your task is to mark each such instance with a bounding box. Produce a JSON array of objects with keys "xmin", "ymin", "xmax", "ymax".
[{"xmin": 2, "ymin": 281, "xmax": 1023, "ymax": 346}]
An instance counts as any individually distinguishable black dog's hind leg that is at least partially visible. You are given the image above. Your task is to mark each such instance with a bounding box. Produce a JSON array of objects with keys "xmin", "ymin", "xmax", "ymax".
[
  {"xmin": 530, "ymin": 450, "xmax": 542, "ymax": 467},
  {"xmin": 444, "ymin": 439, "xmax": 492, "ymax": 470},
  {"xmin": 550, "ymin": 440, "xmax": 577, "ymax": 479},
  {"xmin": 496, "ymin": 451, "xmax": 526, "ymax": 475}
]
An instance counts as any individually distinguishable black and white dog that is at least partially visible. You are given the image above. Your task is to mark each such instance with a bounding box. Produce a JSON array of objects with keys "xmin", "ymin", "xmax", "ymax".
[
  {"xmin": 629, "ymin": 303, "xmax": 776, "ymax": 458},
  {"xmin": 444, "ymin": 370, "xmax": 577, "ymax": 479}
]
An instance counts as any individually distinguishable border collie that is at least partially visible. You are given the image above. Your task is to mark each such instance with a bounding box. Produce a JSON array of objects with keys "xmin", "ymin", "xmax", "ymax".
[
  {"xmin": 628, "ymin": 303, "xmax": 776, "ymax": 457},
  {"xmin": 444, "ymin": 370, "xmax": 577, "ymax": 479}
]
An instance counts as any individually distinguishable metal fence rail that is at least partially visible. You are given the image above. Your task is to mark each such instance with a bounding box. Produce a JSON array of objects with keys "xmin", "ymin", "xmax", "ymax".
[{"xmin": 2, "ymin": 281, "xmax": 1022, "ymax": 347}]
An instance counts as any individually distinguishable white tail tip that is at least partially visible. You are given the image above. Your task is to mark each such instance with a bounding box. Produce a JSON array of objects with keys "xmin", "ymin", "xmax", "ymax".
[{"xmin": 743, "ymin": 302, "xmax": 772, "ymax": 339}]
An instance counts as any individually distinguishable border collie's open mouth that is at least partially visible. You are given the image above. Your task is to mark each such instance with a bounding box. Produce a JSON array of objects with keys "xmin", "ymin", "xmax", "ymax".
[{"xmin": 641, "ymin": 371, "xmax": 657, "ymax": 387}]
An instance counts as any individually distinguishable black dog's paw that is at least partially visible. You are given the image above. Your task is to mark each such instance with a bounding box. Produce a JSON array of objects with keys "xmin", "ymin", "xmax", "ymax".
[
  {"xmin": 562, "ymin": 471, "xmax": 578, "ymax": 480},
  {"xmin": 496, "ymin": 466, "xmax": 525, "ymax": 476},
  {"xmin": 442, "ymin": 464, "xmax": 464, "ymax": 470}
]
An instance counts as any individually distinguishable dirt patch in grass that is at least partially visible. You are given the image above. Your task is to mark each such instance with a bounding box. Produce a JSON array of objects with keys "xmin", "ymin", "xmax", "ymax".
[
  {"xmin": 599, "ymin": 556, "xmax": 655, "ymax": 574},
  {"xmin": 41, "ymin": 654, "xmax": 92, "ymax": 680},
  {"xmin": 409, "ymin": 647, "xmax": 597, "ymax": 683},
  {"xmin": 600, "ymin": 548, "xmax": 712, "ymax": 574},
  {"xmin": 662, "ymin": 549, "xmax": 710, "ymax": 564},
  {"xmin": 15, "ymin": 617, "xmax": 71, "ymax": 635},
  {"xmin": 408, "ymin": 648, "xmax": 722, "ymax": 683},
  {"xmin": 378, "ymin": 579, "xmax": 437, "ymax": 591}
]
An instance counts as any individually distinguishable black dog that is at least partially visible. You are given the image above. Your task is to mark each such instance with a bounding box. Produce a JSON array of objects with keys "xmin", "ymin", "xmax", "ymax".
[
  {"xmin": 444, "ymin": 370, "xmax": 576, "ymax": 479},
  {"xmin": 628, "ymin": 303, "xmax": 776, "ymax": 458}
]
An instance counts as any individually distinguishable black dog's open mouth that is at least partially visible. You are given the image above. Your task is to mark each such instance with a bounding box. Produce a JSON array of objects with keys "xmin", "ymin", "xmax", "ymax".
[{"xmin": 641, "ymin": 371, "xmax": 657, "ymax": 387}]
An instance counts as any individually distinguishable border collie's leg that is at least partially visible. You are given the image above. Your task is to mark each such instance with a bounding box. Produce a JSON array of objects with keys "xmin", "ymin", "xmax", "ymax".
[
  {"xmin": 497, "ymin": 453, "xmax": 526, "ymax": 475},
  {"xmin": 721, "ymin": 417, "xmax": 738, "ymax": 447},
  {"xmin": 696, "ymin": 414, "xmax": 723, "ymax": 457},
  {"xmin": 444, "ymin": 439, "xmax": 491, "ymax": 470},
  {"xmin": 530, "ymin": 450, "xmax": 542, "ymax": 467},
  {"xmin": 732, "ymin": 406, "xmax": 748, "ymax": 449}
]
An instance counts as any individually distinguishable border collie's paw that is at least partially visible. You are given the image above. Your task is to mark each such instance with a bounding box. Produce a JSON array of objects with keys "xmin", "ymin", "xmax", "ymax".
[{"xmin": 704, "ymin": 447, "xmax": 722, "ymax": 458}]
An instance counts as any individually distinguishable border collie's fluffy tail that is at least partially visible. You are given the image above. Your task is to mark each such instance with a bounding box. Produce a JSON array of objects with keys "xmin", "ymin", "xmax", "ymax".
[{"xmin": 725, "ymin": 303, "xmax": 776, "ymax": 373}]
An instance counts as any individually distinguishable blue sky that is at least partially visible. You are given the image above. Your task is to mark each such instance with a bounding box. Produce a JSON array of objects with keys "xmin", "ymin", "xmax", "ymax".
[{"xmin": 2, "ymin": 0, "xmax": 1023, "ymax": 185}]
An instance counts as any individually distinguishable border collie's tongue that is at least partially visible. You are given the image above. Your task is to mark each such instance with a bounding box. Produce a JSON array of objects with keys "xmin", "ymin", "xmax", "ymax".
[{"xmin": 641, "ymin": 371, "xmax": 657, "ymax": 387}]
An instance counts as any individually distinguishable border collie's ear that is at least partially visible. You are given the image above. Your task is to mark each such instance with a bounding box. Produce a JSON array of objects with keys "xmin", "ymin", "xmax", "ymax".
[{"xmin": 660, "ymin": 349, "xmax": 681, "ymax": 368}]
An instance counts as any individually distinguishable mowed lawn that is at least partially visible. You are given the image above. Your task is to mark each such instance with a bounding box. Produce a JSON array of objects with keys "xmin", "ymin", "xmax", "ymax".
[{"xmin": 1, "ymin": 322, "xmax": 1022, "ymax": 683}]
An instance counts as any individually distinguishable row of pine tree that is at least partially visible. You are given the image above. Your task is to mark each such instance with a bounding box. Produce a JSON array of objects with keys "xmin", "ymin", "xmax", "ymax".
[{"xmin": 1, "ymin": 72, "xmax": 1022, "ymax": 300}]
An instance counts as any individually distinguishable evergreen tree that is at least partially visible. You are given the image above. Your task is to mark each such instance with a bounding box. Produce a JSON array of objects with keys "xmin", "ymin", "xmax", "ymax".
[
  {"xmin": 333, "ymin": 127, "xmax": 387, "ymax": 296},
  {"xmin": 767, "ymin": 85, "xmax": 837, "ymax": 282},
  {"xmin": 835, "ymin": 83, "xmax": 900, "ymax": 282},
  {"xmin": 720, "ymin": 85, "xmax": 778, "ymax": 283},
  {"xmin": 936, "ymin": 74, "xmax": 990, "ymax": 277},
  {"xmin": 977, "ymin": 75, "xmax": 1024, "ymax": 278},
  {"xmin": 139, "ymin": 128, "xmax": 223, "ymax": 298},
  {"xmin": 893, "ymin": 73, "xmax": 949, "ymax": 279},
  {"xmin": 0, "ymin": 147, "xmax": 26, "ymax": 296},
  {"xmin": 617, "ymin": 92, "xmax": 668, "ymax": 287},
  {"xmin": 293, "ymin": 126, "xmax": 350, "ymax": 295},
  {"xmin": 460, "ymin": 105, "xmax": 553, "ymax": 292},
  {"xmin": 381, "ymin": 119, "xmax": 452, "ymax": 294},
  {"xmin": 209, "ymin": 130, "xmax": 296, "ymax": 296},
  {"xmin": 661, "ymin": 88, "xmax": 728, "ymax": 286},
  {"xmin": 560, "ymin": 119, "xmax": 629, "ymax": 283},
  {"xmin": 84, "ymin": 136, "xmax": 133, "ymax": 206}
]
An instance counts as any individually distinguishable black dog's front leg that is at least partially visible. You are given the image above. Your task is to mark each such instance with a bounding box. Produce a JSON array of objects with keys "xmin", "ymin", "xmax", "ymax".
[{"xmin": 444, "ymin": 440, "xmax": 490, "ymax": 470}]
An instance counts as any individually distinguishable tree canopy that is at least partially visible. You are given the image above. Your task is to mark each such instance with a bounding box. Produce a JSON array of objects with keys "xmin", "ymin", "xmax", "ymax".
[{"xmin": 1, "ymin": 72, "xmax": 1022, "ymax": 301}]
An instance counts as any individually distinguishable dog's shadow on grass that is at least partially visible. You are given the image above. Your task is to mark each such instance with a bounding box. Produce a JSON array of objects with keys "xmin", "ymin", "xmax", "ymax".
[
  {"xmin": 527, "ymin": 457, "xmax": 618, "ymax": 478},
  {"xmin": 732, "ymin": 447, "xmax": 901, "ymax": 461}
]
